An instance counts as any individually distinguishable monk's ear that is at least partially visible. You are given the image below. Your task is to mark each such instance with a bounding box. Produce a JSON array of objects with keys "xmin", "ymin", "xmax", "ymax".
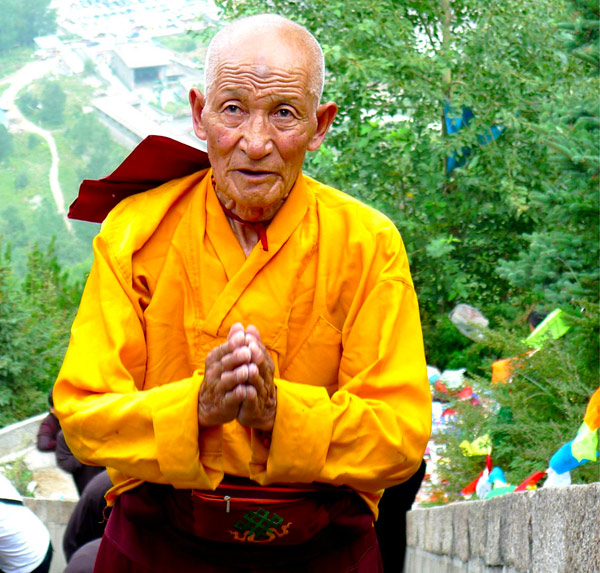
[
  {"xmin": 189, "ymin": 88, "xmax": 207, "ymax": 141},
  {"xmin": 308, "ymin": 101, "xmax": 338, "ymax": 152}
]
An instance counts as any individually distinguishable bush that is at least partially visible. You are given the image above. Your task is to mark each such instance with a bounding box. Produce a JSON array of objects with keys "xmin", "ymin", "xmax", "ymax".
[
  {"xmin": 0, "ymin": 124, "xmax": 12, "ymax": 161},
  {"xmin": 0, "ymin": 458, "xmax": 34, "ymax": 497},
  {"xmin": 434, "ymin": 303, "xmax": 599, "ymax": 500}
]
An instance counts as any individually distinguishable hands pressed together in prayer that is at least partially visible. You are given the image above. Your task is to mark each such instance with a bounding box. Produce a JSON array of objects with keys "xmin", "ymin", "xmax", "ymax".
[{"xmin": 199, "ymin": 323, "xmax": 276, "ymax": 432}]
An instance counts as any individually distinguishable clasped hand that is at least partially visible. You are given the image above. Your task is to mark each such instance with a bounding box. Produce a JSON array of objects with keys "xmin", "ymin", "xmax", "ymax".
[{"xmin": 198, "ymin": 323, "xmax": 276, "ymax": 432}]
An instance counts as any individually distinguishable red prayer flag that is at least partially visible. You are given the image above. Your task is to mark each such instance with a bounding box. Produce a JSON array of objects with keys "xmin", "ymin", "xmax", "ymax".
[{"xmin": 514, "ymin": 471, "xmax": 546, "ymax": 492}]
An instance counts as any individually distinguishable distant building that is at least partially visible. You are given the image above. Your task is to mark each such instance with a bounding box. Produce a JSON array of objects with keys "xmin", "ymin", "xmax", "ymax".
[
  {"xmin": 34, "ymin": 35, "xmax": 62, "ymax": 59},
  {"xmin": 111, "ymin": 43, "xmax": 171, "ymax": 90}
]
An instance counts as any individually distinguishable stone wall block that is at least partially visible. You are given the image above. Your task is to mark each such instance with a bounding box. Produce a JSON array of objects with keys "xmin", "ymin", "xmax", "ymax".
[
  {"xmin": 424, "ymin": 505, "xmax": 444, "ymax": 553},
  {"xmin": 404, "ymin": 484, "xmax": 598, "ymax": 573},
  {"xmin": 435, "ymin": 503, "xmax": 456, "ymax": 555},
  {"xmin": 406, "ymin": 507, "xmax": 426, "ymax": 548},
  {"xmin": 564, "ymin": 483, "xmax": 600, "ymax": 573},
  {"xmin": 531, "ymin": 486, "xmax": 569, "ymax": 573},
  {"xmin": 453, "ymin": 500, "xmax": 470, "ymax": 562},
  {"xmin": 467, "ymin": 499, "xmax": 487, "ymax": 559},
  {"xmin": 449, "ymin": 556, "xmax": 470, "ymax": 573},
  {"xmin": 440, "ymin": 503, "xmax": 456, "ymax": 555},
  {"xmin": 406, "ymin": 508, "xmax": 419, "ymax": 547},
  {"xmin": 23, "ymin": 498, "xmax": 76, "ymax": 573},
  {"xmin": 484, "ymin": 495, "xmax": 504, "ymax": 566},
  {"xmin": 500, "ymin": 490, "xmax": 532, "ymax": 572}
]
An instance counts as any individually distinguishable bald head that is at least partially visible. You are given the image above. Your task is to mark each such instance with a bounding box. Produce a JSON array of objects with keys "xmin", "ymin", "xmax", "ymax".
[{"xmin": 204, "ymin": 14, "xmax": 325, "ymax": 105}]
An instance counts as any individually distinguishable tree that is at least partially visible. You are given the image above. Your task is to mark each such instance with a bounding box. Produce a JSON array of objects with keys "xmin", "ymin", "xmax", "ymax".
[
  {"xmin": 39, "ymin": 79, "xmax": 66, "ymax": 126},
  {"xmin": 0, "ymin": 124, "xmax": 12, "ymax": 161},
  {"xmin": 0, "ymin": 241, "xmax": 83, "ymax": 427},
  {"xmin": 0, "ymin": 0, "xmax": 56, "ymax": 53},
  {"xmin": 497, "ymin": 0, "xmax": 599, "ymax": 307}
]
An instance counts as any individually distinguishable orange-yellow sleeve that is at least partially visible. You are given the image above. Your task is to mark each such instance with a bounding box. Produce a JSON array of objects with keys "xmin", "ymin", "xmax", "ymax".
[{"xmin": 53, "ymin": 231, "xmax": 224, "ymax": 491}]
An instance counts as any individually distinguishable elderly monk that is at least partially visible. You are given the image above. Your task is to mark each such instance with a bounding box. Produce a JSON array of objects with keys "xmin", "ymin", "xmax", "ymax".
[{"xmin": 54, "ymin": 13, "xmax": 431, "ymax": 573}]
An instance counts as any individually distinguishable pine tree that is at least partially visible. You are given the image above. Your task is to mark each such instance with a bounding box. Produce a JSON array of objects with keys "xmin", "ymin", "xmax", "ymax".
[
  {"xmin": 0, "ymin": 241, "xmax": 82, "ymax": 426},
  {"xmin": 497, "ymin": 0, "xmax": 599, "ymax": 306}
]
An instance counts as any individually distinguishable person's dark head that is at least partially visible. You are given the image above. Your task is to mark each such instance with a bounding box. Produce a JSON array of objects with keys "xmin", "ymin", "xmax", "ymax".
[
  {"xmin": 527, "ymin": 310, "xmax": 547, "ymax": 331},
  {"xmin": 48, "ymin": 387, "xmax": 54, "ymax": 409}
]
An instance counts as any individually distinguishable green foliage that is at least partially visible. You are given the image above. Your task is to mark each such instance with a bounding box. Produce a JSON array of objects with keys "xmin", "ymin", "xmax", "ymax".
[
  {"xmin": 0, "ymin": 123, "xmax": 12, "ymax": 161},
  {"xmin": 497, "ymin": 0, "xmax": 600, "ymax": 306},
  {"xmin": 0, "ymin": 0, "xmax": 56, "ymax": 53},
  {"xmin": 16, "ymin": 90, "xmax": 40, "ymax": 117},
  {"xmin": 39, "ymin": 79, "xmax": 66, "ymax": 126},
  {"xmin": 0, "ymin": 46, "xmax": 35, "ymax": 79},
  {"xmin": 83, "ymin": 58, "xmax": 96, "ymax": 76},
  {"xmin": 0, "ymin": 241, "xmax": 83, "ymax": 427},
  {"xmin": 64, "ymin": 110, "xmax": 125, "ymax": 180},
  {"xmin": 3, "ymin": 75, "xmax": 124, "ymax": 275},
  {"xmin": 17, "ymin": 78, "xmax": 67, "ymax": 128},
  {"xmin": 435, "ymin": 304, "xmax": 599, "ymax": 497},
  {"xmin": 0, "ymin": 458, "xmax": 34, "ymax": 496}
]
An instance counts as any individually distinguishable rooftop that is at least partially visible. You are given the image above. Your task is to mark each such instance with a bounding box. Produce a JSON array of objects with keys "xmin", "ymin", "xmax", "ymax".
[{"xmin": 113, "ymin": 42, "xmax": 171, "ymax": 69}]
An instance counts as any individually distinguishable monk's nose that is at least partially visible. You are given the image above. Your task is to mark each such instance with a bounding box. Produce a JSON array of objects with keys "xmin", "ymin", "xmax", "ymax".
[{"xmin": 239, "ymin": 115, "xmax": 273, "ymax": 159}]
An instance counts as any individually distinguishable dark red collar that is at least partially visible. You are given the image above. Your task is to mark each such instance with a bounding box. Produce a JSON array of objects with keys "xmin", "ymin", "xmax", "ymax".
[{"xmin": 68, "ymin": 136, "xmax": 210, "ymax": 223}]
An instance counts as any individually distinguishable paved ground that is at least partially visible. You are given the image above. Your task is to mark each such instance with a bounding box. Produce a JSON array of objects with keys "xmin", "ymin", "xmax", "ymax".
[
  {"xmin": 25, "ymin": 447, "xmax": 79, "ymax": 500},
  {"xmin": 0, "ymin": 415, "xmax": 79, "ymax": 501},
  {"xmin": 2, "ymin": 446, "xmax": 79, "ymax": 501}
]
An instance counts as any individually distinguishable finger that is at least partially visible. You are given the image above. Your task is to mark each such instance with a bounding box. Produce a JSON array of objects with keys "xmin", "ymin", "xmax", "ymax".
[
  {"xmin": 198, "ymin": 377, "xmax": 246, "ymax": 427},
  {"xmin": 229, "ymin": 383, "xmax": 248, "ymax": 402},
  {"xmin": 245, "ymin": 363, "xmax": 275, "ymax": 410},
  {"xmin": 237, "ymin": 385, "xmax": 259, "ymax": 423},
  {"xmin": 248, "ymin": 341, "xmax": 275, "ymax": 386},
  {"xmin": 245, "ymin": 325, "xmax": 262, "ymax": 345},
  {"xmin": 205, "ymin": 338, "xmax": 236, "ymax": 366},
  {"xmin": 228, "ymin": 323, "xmax": 247, "ymax": 346},
  {"xmin": 220, "ymin": 345, "xmax": 252, "ymax": 372},
  {"xmin": 248, "ymin": 340, "xmax": 264, "ymax": 365},
  {"xmin": 244, "ymin": 363, "xmax": 266, "ymax": 401},
  {"xmin": 221, "ymin": 364, "xmax": 250, "ymax": 386},
  {"xmin": 237, "ymin": 383, "xmax": 277, "ymax": 432}
]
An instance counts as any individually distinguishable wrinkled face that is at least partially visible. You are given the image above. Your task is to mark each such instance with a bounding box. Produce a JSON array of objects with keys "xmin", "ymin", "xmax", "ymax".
[{"xmin": 195, "ymin": 34, "xmax": 321, "ymax": 222}]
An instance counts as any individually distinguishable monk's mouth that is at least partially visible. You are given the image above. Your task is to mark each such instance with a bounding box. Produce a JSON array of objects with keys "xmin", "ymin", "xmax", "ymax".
[
  {"xmin": 236, "ymin": 170, "xmax": 275, "ymax": 180},
  {"xmin": 238, "ymin": 169, "xmax": 273, "ymax": 177}
]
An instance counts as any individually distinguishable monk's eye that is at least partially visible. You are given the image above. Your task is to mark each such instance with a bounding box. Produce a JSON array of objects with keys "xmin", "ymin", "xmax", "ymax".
[
  {"xmin": 275, "ymin": 108, "xmax": 294, "ymax": 119},
  {"xmin": 225, "ymin": 104, "xmax": 241, "ymax": 114}
]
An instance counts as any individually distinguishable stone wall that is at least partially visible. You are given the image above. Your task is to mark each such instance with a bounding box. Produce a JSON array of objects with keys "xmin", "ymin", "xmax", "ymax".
[
  {"xmin": 24, "ymin": 498, "xmax": 77, "ymax": 573},
  {"xmin": 405, "ymin": 482, "xmax": 599, "ymax": 573},
  {"xmin": 1, "ymin": 415, "xmax": 79, "ymax": 572},
  {"xmin": 0, "ymin": 413, "xmax": 46, "ymax": 458}
]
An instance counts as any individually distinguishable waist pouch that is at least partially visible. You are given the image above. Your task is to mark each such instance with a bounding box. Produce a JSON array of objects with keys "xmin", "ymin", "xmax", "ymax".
[{"xmin": 160, "ymin": 477, "xmax": 372, "ymax": 546}]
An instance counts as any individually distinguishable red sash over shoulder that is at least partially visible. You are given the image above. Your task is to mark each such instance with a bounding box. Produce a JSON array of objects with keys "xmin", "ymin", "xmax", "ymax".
[{"xmin": 68, "ymin": 135, "xmax": 210, "ymax": 223}]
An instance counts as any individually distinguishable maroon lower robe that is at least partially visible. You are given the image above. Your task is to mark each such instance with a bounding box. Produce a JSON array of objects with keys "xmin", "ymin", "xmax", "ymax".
[{"xmin": 92, "ymin": 483, "xmax": 382, "ymax": 573}]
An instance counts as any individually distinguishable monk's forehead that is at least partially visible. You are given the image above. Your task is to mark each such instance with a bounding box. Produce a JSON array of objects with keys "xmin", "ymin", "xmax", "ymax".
[
  {"xmin": 213, "ymin": 60, "xmax": 310, "ymax": 94},
  {"xmin": 214, "ymin": 27, "xmax": 313, "ymax": 84}
]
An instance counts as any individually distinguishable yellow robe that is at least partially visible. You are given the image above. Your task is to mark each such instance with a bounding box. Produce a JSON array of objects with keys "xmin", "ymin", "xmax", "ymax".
[{"xmin": 54, "ymin": 170, "xmax": 432, "ymax": 516}]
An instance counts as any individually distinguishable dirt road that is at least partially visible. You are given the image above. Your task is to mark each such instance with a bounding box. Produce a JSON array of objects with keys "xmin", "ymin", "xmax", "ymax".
[{"xmin": 0, "ymin": 60, "xmax": 73, "ymax": 233}]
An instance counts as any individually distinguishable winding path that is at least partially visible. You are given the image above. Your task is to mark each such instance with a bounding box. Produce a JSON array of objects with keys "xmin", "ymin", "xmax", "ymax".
[{"xmin": 0, "ymin": 60, "xmax": 73, "ymax": 233}]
